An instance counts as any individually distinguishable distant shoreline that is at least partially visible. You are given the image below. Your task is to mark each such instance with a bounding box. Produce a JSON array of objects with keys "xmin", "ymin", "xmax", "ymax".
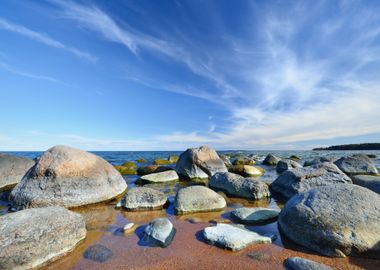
[{"xmin": 313, "ymin": 143, "xmax": 380, "ymax": 151}]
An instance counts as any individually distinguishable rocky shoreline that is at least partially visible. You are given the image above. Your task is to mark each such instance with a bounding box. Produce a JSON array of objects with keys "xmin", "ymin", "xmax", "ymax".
[{"xmin": 0, "ymin": 145, "xmax": 380, "ymax": 269}]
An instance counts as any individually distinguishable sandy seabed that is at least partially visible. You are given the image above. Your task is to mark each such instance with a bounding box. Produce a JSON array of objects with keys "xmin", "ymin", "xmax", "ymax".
[{"xmin": 42, "ymin": 199, "xmax": 380, "ymax": 270}]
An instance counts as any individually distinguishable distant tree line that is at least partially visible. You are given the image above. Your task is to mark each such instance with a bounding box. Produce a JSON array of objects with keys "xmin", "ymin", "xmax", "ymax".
[{"xmin": 313, "ymin": 143, "xmax": 380, "ymax": 151}]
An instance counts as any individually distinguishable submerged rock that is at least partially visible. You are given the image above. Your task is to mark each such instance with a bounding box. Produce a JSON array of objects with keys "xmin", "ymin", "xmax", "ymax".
[
  {"xmin": 114, "ymin": 165, "xmax": 136, "ymax": 175},
  {"xmin": 83, "ymin": 244, "xmax": 113, "ymax": 263},
  {"xmin": 232, "ymin": 157, "xmax": 256, "ymax": 166},
  {"xmin": 137, "ymin": 170, "xmax": 179, "ymax": 184},
  {"xmin": 270, "ymin": 163, "xmax": 352, "ymax": 201},
  {"xmin": 153, "ymin": 159, "xmax": 172, "ymax": 165},
  {"xmin": 289, "ymin": 155, "xmax": 301, "ymax": 161},
  {"xmin": 229, "ymin": 165, "xmax": 264, "ymax": 177},
  {"xmin": 0, "ymin": 154, "xmax": 35, "ymax": 191},
  {"xmin": 202, "ymin": 223, "xmax": 274, "ymax": 251},
  {"xmin": 263, "ymin": 154, "xmax": 281, "ymax": 166},
  {"xmin": 334, "ymin": 155, "xmax": 379, "ymax": 175},
  {"xmin": 209, "ymin": 172, "xmax": 269, "ymax": 200},
  {"xmin": 284, "ymin": 257, "xmax": 332, "ymax": 270},
  {"xmin": 231, "ymin": 207, "xmax": 280, "ymax": 224},
  {"xmin": 351, "ymin": 175, "xmax": 380, "ymax": 195},
  {"xmin": 174, "ymin": 186, "xmax": 226, "ymax": 214},
  {"xmin": 10, "ymin": 145, "xmax": 127, "ymax": 209},
  {"xmin": 176, "ymin": 146, "xmax": 227, "ymax": 179},
  {"xmin": 278, "ymin": 184, "xmax": 380, "ymax": 258},
  {"xmin": 0, "ymin": 206, "xmax": 86, "ymax": 269},
  {"xmin": 276, "ymin": 159, "xmax": 302, "ymax": 174},
  {"xmin": 137, "ymin": 165, "xmax": 173, "ymax": 176},
  {"xmin": 122, "ymin": 187, "xmax": 167, "ymax": 210},
  {"xmin": 143, "ymin": 218, "xmax": 176, "ymax": 247}
]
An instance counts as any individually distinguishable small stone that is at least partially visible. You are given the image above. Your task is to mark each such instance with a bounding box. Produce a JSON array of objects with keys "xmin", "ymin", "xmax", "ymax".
[
  {"xmin": 202, "ymin": 223, "xmax": 275, "ymax": 251},
  {"xmin": 83, "ymin": 244, "xmax": 113, "ymax": 263},
  {"xmin": 143, "ymin": 218, "xmax": 176, "ymax": 247},
  {"xmin": 123, "ymin": 222, "xmax": 137, "ymax": 234},
  {"xmin": 284, "ymin": 257, "xmax": 332, "ymax": 270},
  {"xmin": 247, "ymin": 251, "xmax": 270, "ymax": 261},
  {"xmin": 122, "ymin": 187, "xmax": 167, "ymax": 210},
  {"xmin": 231, "ymin": 207, "xmax": 280, "ymax": 224}
]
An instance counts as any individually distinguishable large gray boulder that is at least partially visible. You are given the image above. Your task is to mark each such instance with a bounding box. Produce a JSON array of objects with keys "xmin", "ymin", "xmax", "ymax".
[
  {"xmin": 0, "ymin": 154, "xmax": 35, "ymax": 191},
  {"xmin": 263, "ymin": 154, "xmax": 281, "ymax": 166},
  {"xmin": 270, "ymin": 163, "xmax": 352, "ymax": 201},
  {"xmin": 10, "ymin": 145, "xmax": 127, "ymax": 209},
  {"xmin": 143, "ymin": 218, "xmax": 176, "ymax": 247},
  {"xmin": 276, "ymin": 159, "xmax": 302, "ymax": 174},
  {"xmin": 174, "ymin": 186, "xmax": 226, "ymax": 214},
  {"xmin": 202, "ymin": 223, "xmax": 274, "ymax": 251},
  {"xmin": 122, "ymin": 187, "xmax": 167, "ymax": 210},
  {"xmin": 351, "ymin": 175, "xmax": 380, "ymax": 195},
  {"xmin": 209, "ymin": 172, "xmax": 269, "ymax": 200},
  {"xmin": 278, "ymin": 184, "xmax": 380, "ymax": 258},
  {"xmin": 334, "ymin": 154, "xmax": 379, "ymax": 175},
  {"xmin": 284, "ymin": 257, "xmax": 332, "ymax": 270},
  {"xmin": 176, "ymin": 146, "xmax": 227, "ymax": 179},
  {"xmin": 0, "ymin": 206, "xmax": 86, "ymax": 269}
]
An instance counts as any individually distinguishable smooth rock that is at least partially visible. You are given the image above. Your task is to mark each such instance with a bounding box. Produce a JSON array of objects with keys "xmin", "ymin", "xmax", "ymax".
[
  {"xmin": 351, "ymin": 175, "xmax": 380, "ymax": 195},
  {"xmin": 289, "ymin": 155, "xmax": 301, "ymax": 161},
  {"xmin": 0, "ymin": 154, "xmax": 34, "ymax": 191},
  {"xmin": 209, "ymin": 172, "xmax": 269, "ymax": 200},
  {"xmin": 334, "ymin": 155, "xmax": 379, "ymax": 175},
  {"xmin": 83, "ymin": 245, "xmax": 113, "ymax": 263},
  {"xmin": 284, "ymin": 257, "xmax": 332, "ymax": 270},
  {"xmin": 0, "ymin": 206, "xmax": 86, "ymax": 269},
  {"xmin": 202, "ymin": 223, "xmax": 274, "ymax": 251},
  {"xmin": 176, "ymin": 146, "xmax": 227, "ymax": 179},
  {"xmin": 136, "ymin": 165, "xmax": 173, "ymax": 176},
  {"xmin": 143, "ymin": 218, "xmax": 176, "ymax": 247},
  {"xmin": 263, "ymin": 154, "xmax": 281, "ymax": 166},
  {"xmin": 10, "ymin": 145, "xmax": 127, "ymax": 209},
  {"xmin": 278, "ymin": 184, "xmax": 380, "ymax": 258},
  {"xmin": 123, "ymin": 222, "xmax": 138, "ymax": 234},
  {"xmin": 270, "ymin": 163, "xmax": 352, "ymax": 201},
  {"xmin": 229, "ymin": 165, "xmax": 264, "ymax": 177},
  {"xmin": 219, "ymin": 154, "xmax": 232, "ymax": 167},
  {"xmin": 232, "ymin": 157, "xmax": 256, "ymax": 166},
  {"xmin": 174, "ymin": 186, "xmax": 226, "ymax": 214},
  {"xmin": 231, "ymin": 207, "xmax": 280, "ymax": 224},
  {"xmin": 122, "ymin": 187, "xmax": 167, "ymax": 210},
  {"xmin": 138, "ymin": 170, "xmax": 179, "ymax": 184},
  {"xmin": 276, "ymin": 159, "xmax": 302, "ymax": 174},
  {"xmin": 303, "ymin": 157, "xmax": 332, "ymax": 167}
]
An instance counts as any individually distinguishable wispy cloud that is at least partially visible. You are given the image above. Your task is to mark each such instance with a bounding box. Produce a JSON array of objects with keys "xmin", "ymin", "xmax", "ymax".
[
  {"xmin": 50, "ymin": 0, "xmax": 239, "ymax": 102},
  {"xmin": 3, "ymin": 1, "xmax": 379, "ymax": 151},
  {"xmin": 0, "ymin": 61, "xmax": 61, "ymax": 83},
  {"xmin": 0, "ymin": 17, "xmax": 97, "ymax": 63}
]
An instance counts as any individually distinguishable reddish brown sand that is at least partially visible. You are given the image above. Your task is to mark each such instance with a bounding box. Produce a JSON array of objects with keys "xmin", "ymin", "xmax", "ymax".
[{"xmin": 42, "ymin": 199, "xmax": 380, "ymax": 270}]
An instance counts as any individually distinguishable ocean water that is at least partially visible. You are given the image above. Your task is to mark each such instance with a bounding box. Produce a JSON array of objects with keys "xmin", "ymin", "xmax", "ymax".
[
  {"xmin": 1, "ymin": 149, "xmax": 380, "ymax": 269},
  {"xmin": 5, "ymin": 149, "xmax": 380, "ymax": 184}
]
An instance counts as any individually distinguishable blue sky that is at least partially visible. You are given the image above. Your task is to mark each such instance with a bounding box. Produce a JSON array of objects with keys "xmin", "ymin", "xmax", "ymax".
[{"xmin": 0, "ymin": 0, "xmax": 379, "ymax": 151}]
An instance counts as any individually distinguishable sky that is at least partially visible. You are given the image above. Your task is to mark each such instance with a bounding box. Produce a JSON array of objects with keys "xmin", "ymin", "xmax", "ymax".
[{"xmin": 0, "ymin": 0, "xmax": 379, "ymax": 151}]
